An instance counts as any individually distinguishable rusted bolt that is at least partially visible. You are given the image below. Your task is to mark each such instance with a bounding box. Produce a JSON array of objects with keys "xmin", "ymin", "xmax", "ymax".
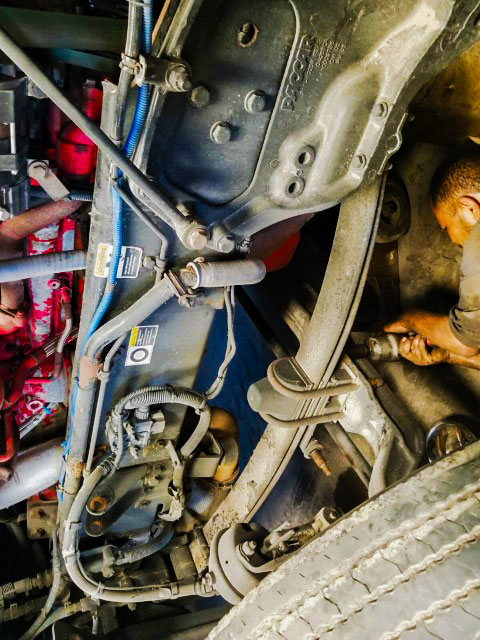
[
  {"xmin": 245, "ymin": 90, "xmax": 266, "ymax": 114},
  {"xmin": 189, "ymin": 85, "xmax": 210, "ymax": 109},
  {"xmin": 36, "ymin": 528, "xmax": 46, "ymax": 537},
  {"xmin": 37, "ymin": 509, "xmax": 46, "ymax": 518},
  {"xmin": 89, "ymin": 496, "xmax": 108, "ymax": 513},
  {"xmin": 310, "ymin": 449, "xmax": 331, "ymax": 476},
  {"xmin": 210, "ymin": 121, "xmax": 232, "ymax": 144}
]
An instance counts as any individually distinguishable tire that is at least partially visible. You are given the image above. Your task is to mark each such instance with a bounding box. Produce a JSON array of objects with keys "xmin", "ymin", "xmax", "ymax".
[{"xmin": 208, "ymin": 441, "xmax": 480, "ymax": 640}]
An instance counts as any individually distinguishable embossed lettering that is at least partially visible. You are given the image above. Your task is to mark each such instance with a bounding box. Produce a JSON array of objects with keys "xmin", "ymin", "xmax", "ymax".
[{"xmin": 280, "ymin": 34, "xmax": 315, "ymax": 112}]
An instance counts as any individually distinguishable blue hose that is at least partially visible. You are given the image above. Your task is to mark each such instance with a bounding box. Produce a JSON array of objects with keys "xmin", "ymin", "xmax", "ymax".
[
  {"xmin": 81, "ymin": 0, "xmax": 152, "ymax": 351},
  {"xmin": 62, "ymin": 2, "xmax": 153, "ymax": 484}
]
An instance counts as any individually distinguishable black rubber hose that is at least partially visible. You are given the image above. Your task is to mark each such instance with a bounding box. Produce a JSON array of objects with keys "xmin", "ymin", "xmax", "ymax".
[{"xmin": 115, "ymin": 522, "xmax": 174, "ymax": 565}]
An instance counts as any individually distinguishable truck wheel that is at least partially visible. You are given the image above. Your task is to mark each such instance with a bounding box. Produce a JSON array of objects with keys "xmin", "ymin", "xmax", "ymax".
[{"xmin": 209, "ymin": 441, "xmax": 480, "ymax": 640}]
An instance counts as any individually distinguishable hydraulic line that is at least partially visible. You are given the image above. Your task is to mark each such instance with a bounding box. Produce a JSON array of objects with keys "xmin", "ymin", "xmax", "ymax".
[
  {"xmin": 112, "ymin": 180, "xmax": 169, "ymax": 259},
  {"xmin": 18, "ymin": 528, "xmax": 63, "ymax": 640},
  {"xmin": 85, "ymin": 334, "xmax": 126, "ymax": 474},
  {"xmin": 115, "ymin": 522, "xmax": 174, "ymax": 565}
]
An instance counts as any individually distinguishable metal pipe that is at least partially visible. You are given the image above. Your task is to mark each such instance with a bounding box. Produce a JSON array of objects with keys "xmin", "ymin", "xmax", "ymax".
[
  {"xmin": 0, "ymin": 200, "xmax": 83, "ymax": 321},
  {"xmin": 0, "ymin": 26, "xmax": 200, "ymax": 241},
  {"xmin": 0, "ymin": 438, "xmax": 63, "ymax": 509},
  {"xmin": 85, "ymin": 277, "xmax": 174, "ymax": 363},
  {"xmin": 112, "ymin": 180, "xmax": 168, "ymax": 258},
  {"xmin": 85, "ymin": 334, "xmax": 126, "ymax": 474},
  {"xmin": 0, "ymin": 251, "xmax": 86, "ymax": 284},
  {"xmin": 112, "ymin": 1, "xmax": 142, "ymax": 143},
  {"xmin": 0, "ymin": 200, "xmax": 83, "ymax": 253}
]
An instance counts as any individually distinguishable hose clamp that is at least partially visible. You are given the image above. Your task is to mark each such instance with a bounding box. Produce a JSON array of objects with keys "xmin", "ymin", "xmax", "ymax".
[
  {"xmin": 164, "ymin": 270, "xmax": 198, "ymax": 308},
  {"xmin": 119, "ymin": 53, "xmax": 137, "ymax": 74}
]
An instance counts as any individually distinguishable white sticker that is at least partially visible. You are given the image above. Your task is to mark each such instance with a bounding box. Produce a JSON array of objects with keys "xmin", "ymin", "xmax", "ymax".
[
  {"xmin": 125, "ymin": 325, "xmax": 159, "ymax": 366},
  {"xmin": 95, "ymin": 243, "xmax": 143, "ymax": 279}
]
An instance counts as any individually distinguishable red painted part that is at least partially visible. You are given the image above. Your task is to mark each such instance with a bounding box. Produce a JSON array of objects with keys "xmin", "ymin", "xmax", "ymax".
[
  {"xmin": 82, "ymin": 84, "xmax": 103, "ymax": 121},
  {"xmin": 57, "ymin": 123, "xmax": 98, "ymax": 183},
  {"xmin": 263, "ymin": 232, "xmax": 301, "ymax": 272},
  {"xmin": 3, "ymin": 348, "xmax": 46, "ymax": 409},
  {"xmin": 0, "ymin": 411, "xmax": 18, "ymax": 464},
  {"xmin": 48, "ymin": 102, "xmax": 65, "ymax": 147},
  {"xmin": 56, "ymin": 82, "xmax": 102, "ymax": 184}
]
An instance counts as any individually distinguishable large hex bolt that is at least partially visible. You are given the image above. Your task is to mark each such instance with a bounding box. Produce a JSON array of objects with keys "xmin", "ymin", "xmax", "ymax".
[
  {"xmin": 210, "ymin": 121, "xmax": 232, "ymax": 144},
  {"xmin": 186, "ymin": 226, "xmax": 209, "ymax": 250},
  {"xmin": 189, "ymin": 85, "xmax": 210, "ymax": 109},
  {"xmin": 244, "ymin": 90, "xmax": 266, "ymax": 114}
]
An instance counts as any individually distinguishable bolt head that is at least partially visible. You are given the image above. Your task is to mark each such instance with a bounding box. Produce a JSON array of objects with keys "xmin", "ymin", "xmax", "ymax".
[
  {"xmin": 245, "ymin": 90, "xmax": 266, "ymax": 113},
  {"xmin": 142, "ymin": 256, "xmax": 155, "ymax": 270},
  {"xmin": 217, "ymin": 234, "xmax": 236, "ymax": 253},
  {"xmin": 189, "ymin": 85, "xmax": 210, "ymax": 109},
  {"xmin": 210, "ymin": 121, "xmax": 232, "ymax": 144},
  {"xmin": 187, "ymin": 227, "xmax": 209, "ymax": 250}
]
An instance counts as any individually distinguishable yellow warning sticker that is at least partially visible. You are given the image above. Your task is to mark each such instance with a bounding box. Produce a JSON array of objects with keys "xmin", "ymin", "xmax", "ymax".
[{"xmin": 130, "ymin": 327, "xmax": 139, "ymax": 347}]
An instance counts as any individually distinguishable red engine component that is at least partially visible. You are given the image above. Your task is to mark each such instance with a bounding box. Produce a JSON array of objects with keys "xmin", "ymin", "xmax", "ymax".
[{"xmin": 56, "ymin": 80, "xmax": 103, "ymax": 184}]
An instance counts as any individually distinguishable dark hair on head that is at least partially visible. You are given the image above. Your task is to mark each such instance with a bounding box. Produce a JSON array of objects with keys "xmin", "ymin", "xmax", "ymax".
[{"xmin": 430, "ymin": 149, "xmax": 480, "ymax": 213}]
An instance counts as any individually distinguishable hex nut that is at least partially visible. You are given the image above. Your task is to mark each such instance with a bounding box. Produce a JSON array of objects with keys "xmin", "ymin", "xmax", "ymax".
[
  {"xmin": 245, "ymin": 90, "xmax": 266, "ymax": 113},
  {"xmin": 210, "ymin": 121, "xmax": 232, "ymax": 144},
  {"xmin": 189, "ymin": 85, "xmax": 210, "ymax": 109},
  {"xmin": 166, "ymin": 64, "xmax": 192, "ymax": 92}
]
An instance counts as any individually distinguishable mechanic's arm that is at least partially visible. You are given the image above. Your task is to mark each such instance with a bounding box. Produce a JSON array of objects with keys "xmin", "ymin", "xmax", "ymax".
[{"xmin": 384, "ymin": 311, "xmax": 479, "ymax": 357}]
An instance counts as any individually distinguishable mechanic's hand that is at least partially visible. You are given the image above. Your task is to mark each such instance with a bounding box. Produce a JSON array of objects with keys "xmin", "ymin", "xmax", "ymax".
[
  {"xmin": 399, "ymin": 335, "xmax": 448, "ymax": 366},
  {"xmin": 384, "ymin": 316, "xmax": 410, "ymax": 333}
]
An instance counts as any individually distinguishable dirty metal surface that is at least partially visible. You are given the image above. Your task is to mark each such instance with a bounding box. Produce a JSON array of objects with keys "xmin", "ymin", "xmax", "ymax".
[{"xmin": 139, "ymin": 0, "xmax": 480, "ymax": 244}]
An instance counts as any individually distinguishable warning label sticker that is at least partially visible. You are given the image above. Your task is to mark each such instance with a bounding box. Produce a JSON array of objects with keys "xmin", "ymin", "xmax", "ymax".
[
  {"xmin": 125, "ymin": 325, "xmax": 159, "ymax": 366},
  {"xmin": 95, "ymin": 243, "xmax": 143, "ymax": 279}
]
